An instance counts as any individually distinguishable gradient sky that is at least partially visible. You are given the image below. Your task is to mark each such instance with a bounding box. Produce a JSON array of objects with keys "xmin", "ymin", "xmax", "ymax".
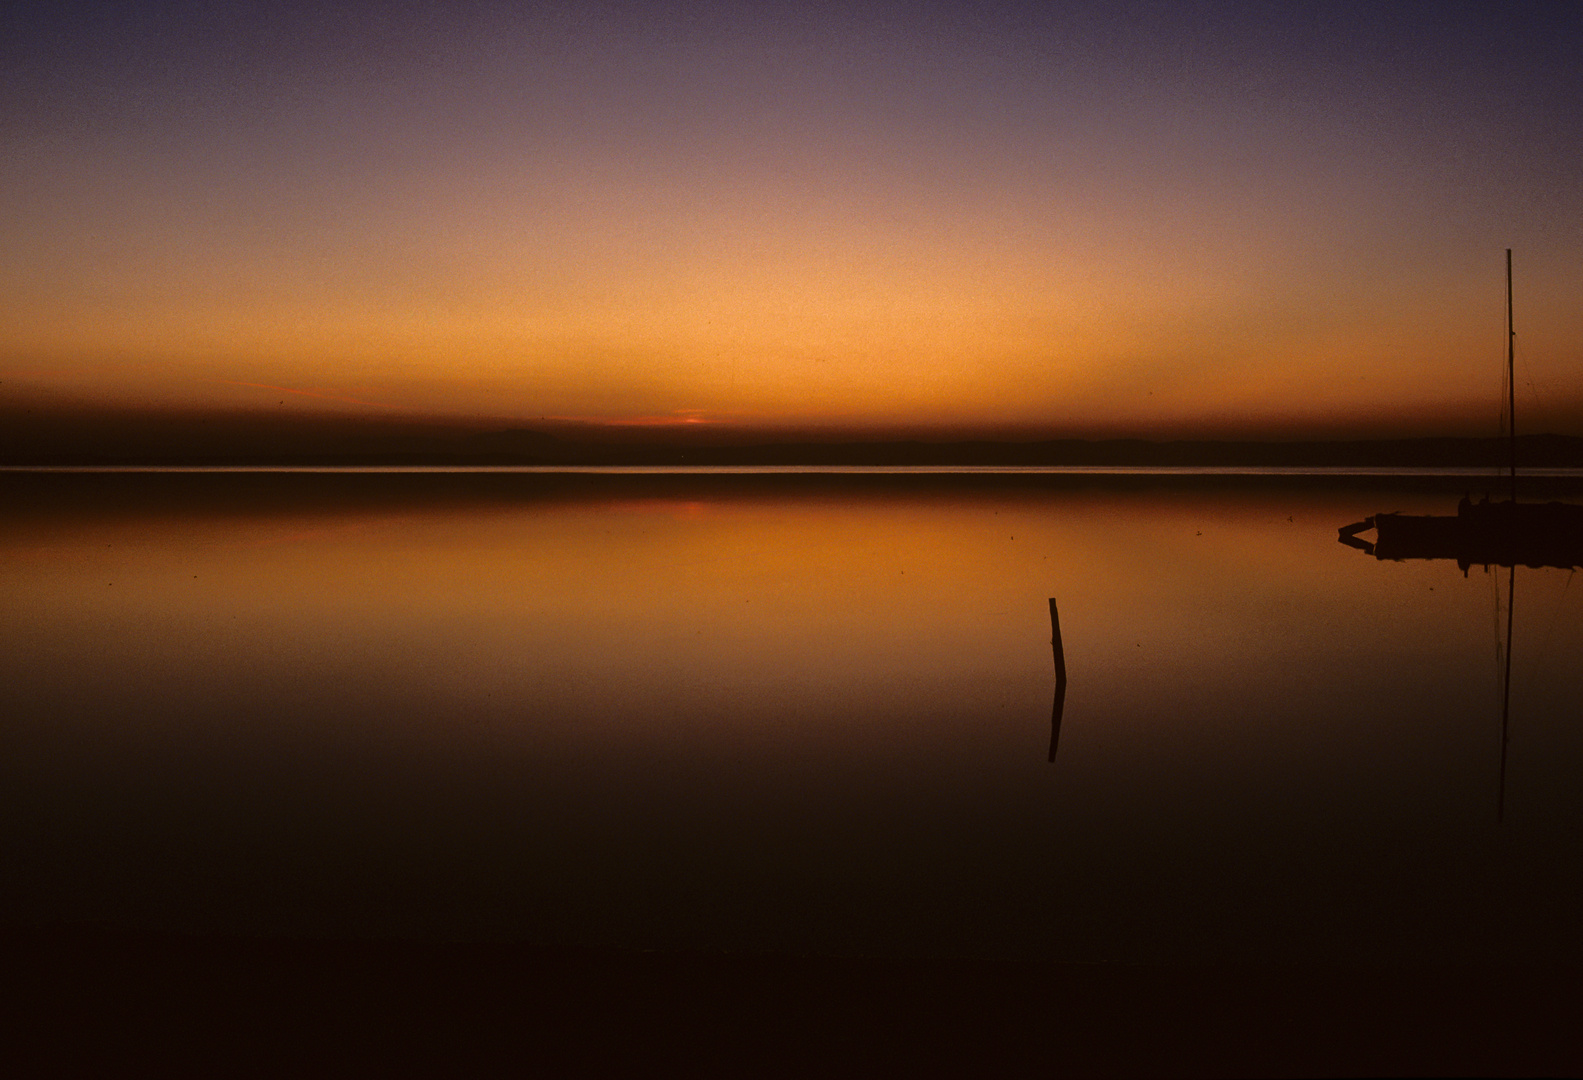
[{"xmin": 4, "ymin": 1, "xmax": 1581, "ymax": 439}]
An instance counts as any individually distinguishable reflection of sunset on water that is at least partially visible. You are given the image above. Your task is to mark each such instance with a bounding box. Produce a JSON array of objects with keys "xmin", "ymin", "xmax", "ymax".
[{"xmin": 4, "ymin": 475, "xmax": 1580, "ymax": 966}]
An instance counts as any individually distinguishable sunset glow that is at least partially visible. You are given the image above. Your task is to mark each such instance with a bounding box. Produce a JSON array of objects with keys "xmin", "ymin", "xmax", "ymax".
[{"xmin": 4, "ymin": 3, "xmax": 1581, "ymax": 441}]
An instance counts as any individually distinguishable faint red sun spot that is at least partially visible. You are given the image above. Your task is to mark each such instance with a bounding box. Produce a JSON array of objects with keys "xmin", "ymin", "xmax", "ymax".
[{"xmin": 543, "ymin": 410, "xmax": 716, "ymax": 428}]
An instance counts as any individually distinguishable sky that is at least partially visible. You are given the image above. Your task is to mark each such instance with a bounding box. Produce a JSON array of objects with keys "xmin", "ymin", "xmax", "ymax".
[{"xmin": 3, "ymin": 1, "xmax": 1582, "ymax": 441}]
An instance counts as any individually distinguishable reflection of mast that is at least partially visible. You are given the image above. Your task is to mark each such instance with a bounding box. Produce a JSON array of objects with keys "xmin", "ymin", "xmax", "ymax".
[
  {"xmin": 1499, "ymin": 563, "xmax": 1514, "ymax": 823},
  {"xmin": 1048, "ymin": 598, "xmax": 1067, "ymax": 763}
]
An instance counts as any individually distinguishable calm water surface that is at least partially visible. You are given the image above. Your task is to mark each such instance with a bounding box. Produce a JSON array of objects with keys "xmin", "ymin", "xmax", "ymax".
[{"xmin": 3, "ymin": 473, "xmax": 1580, "ymax": 963}]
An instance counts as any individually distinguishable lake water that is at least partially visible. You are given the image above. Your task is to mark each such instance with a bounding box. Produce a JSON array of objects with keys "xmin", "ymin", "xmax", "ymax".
[{"xmin": 3, "ymin": 471, "xmax": 1580, "ymax": 965}]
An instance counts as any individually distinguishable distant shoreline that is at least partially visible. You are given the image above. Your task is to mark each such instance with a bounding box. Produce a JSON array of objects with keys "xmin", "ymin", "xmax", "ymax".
[
  {"xmin": 9, "ymin": 463, "xmax": 1583, "ymax": 477},
  {"xmin": 6, "ymin": 421, "xmax": 1583, "ymax": 471},
  {"xmin": 9, "ymin": 465, "xmax": 1583, "ymax": 502}
]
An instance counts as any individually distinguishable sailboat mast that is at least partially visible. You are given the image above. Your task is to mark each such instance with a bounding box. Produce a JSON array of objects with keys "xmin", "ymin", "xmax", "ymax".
[{"xmin": 1508, "ymin": 248, "xmax": 1516, "ymax": 503}]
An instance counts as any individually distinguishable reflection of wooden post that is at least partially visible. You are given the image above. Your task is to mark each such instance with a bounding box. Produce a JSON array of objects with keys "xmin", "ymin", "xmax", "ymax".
[{"xmin": 1049, "ymin": 599, "xmax": 1068, "ymax": 763}]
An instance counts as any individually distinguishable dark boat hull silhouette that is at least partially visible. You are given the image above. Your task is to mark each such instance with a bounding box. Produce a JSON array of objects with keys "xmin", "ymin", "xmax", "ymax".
[
  {"xmin": 1339, "ymin": 497, "xmax": 1583, "ymax": 570},
  {"xmin": 1338, "ymin": 251, "xmax": 1583, "ymax": 572}
]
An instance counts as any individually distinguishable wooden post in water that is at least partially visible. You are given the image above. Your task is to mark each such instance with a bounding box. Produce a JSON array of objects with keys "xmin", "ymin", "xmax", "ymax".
[
  {"xmin": 1049, "ymin": 598, "xmax": 1067, "ymax": 684},
  {"xmin": 1048, "ymin": 598, "xmax": 1068, "ymax": 763}
]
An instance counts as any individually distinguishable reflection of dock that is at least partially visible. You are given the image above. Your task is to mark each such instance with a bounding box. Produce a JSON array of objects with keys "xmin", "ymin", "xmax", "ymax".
[
  {"xmin": 1338, "ymin": 496, "xmax": 1579, "ymax": 822},
  {"xmin": 1338, "ymin": 497, "xmax": 1583, "ymax": 571}
]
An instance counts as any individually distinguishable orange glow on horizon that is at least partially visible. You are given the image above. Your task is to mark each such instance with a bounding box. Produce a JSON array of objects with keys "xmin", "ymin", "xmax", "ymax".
[{"xmin": 3, "ymin": 5, "xmax": 1580, "ymax": 441}]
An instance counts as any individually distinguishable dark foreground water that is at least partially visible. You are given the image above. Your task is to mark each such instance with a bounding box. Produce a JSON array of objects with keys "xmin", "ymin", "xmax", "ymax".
[{"xmin": 3, "ymin": 471, "xmax": 1581, "ymax": 965}]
